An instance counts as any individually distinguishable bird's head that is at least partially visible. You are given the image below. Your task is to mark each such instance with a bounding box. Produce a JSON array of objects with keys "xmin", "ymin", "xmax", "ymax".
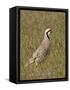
[{"xmin": 44, "ymin": 28, "xmax": 52, "ymax": 39}]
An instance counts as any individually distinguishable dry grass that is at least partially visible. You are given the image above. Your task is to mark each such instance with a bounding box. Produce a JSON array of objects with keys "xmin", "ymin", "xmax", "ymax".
[{"xmin": 20, "ymin": 10, "xmax": 66, "ymax": 80}]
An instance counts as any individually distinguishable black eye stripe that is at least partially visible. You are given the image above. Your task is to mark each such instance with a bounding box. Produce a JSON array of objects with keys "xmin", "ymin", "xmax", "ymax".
[
  {"xmin": 47, "ymin": 30, "xmax": 51, "ymax": 33},
  {"xmin": 46, "ymin": 30, "xmax": 50, "ymax": 35},
  {"xmin": 46, "ymin": 32, "xmax": 48, "ymax": 35},
  {"xmin": 46, "ymin": 30, "xmax": 51, "ymax": 35},
  {"xmin": 46, "ymin": 31, "xmax": 50, "ymax": 40}
]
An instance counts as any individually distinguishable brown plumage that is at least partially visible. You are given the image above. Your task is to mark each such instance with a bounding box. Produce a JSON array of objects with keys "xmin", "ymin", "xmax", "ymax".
[{"xmin": 25, "ymin": 28, "xmax": 51, "ymax": 67}]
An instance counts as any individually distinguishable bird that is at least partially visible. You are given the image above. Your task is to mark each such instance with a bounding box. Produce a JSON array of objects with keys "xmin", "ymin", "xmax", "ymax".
[{"xmin": 25, "ymin": 28, "xmax": 52, "ymax": 67}]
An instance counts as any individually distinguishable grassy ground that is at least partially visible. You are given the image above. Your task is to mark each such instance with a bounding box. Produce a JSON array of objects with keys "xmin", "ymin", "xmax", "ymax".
[{"xmin": 20, "ymin": 10, "xmax": 66, "ymax": 80}]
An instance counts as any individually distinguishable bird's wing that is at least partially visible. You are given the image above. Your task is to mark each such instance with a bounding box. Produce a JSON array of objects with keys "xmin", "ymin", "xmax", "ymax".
[{"xmin": 33, "ymin": 39, "xmax": 49, "ymax": 58}]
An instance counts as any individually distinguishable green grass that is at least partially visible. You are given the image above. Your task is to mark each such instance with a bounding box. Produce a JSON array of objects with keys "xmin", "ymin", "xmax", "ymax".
[{"xmin": 20, "ymin": 10, "xmax": 66, "ymax": 80}]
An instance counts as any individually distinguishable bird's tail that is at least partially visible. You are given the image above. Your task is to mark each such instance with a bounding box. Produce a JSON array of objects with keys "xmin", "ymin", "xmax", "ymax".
[{"xmin": 25, "ymin": 57, "xmax": 34, "ymax": 67}]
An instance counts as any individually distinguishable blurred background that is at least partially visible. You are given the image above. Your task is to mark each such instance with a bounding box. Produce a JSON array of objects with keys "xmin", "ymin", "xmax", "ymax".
[{"xmin": 20, "ymin": 10, "xmax": 66, "ymax": 80}]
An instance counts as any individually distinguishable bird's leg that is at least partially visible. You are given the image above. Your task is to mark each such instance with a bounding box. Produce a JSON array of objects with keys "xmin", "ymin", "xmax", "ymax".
[{"xmin": 35, "ymin": 61, "xmax": 38, "ymax": 66}]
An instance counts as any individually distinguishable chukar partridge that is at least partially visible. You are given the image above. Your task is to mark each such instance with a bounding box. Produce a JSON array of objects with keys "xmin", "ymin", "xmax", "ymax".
[{"xmin": 25, "ymin": 28, "xmax": 52, "ymax": 67}]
